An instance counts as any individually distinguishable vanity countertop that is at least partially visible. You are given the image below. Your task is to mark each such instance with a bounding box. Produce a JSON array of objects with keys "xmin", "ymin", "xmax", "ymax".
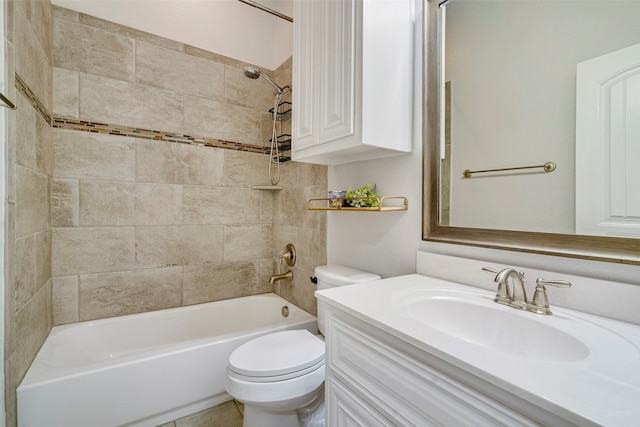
[{"xmin": 316, "ymin": 274, "xmax": 640, "ymax": 426}]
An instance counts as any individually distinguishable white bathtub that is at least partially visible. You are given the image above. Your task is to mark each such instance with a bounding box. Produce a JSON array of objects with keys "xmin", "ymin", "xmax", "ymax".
[{"xmin": 17, "ymin": 293, "xmax": 317, "ymax": 427}]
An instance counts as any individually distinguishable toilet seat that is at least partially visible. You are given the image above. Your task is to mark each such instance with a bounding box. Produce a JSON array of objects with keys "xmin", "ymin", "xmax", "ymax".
[{"xmin": 228, "ymin": 330, "xmax": 325, "ymax": 382}]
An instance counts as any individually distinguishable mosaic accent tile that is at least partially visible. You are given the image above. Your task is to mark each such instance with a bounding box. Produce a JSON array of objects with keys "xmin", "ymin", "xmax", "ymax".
[
  {"xmin": 52, "ymin": 117, "xmax": 277, "ymax": 157},
  {"xmin": 15, "ymin": 73, "xmax": 51, "ymax": 125}
]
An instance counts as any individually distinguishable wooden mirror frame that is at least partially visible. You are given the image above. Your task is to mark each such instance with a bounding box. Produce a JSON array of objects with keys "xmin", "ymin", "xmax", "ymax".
[{"xmin": 422, "ymin": 0, "xmax": 640, "ymax": 266}]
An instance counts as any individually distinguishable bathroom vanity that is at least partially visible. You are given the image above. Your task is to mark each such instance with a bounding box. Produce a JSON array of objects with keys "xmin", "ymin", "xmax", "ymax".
[{"xmin": 316, "ymin": 255, "xmax": 640, "ymax": 426}]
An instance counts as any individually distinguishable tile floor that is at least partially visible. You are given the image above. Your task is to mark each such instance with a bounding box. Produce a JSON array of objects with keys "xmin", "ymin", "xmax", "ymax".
[{"xmin": 158, "ymin": 400, "xmax": 243, "ymax": 427}]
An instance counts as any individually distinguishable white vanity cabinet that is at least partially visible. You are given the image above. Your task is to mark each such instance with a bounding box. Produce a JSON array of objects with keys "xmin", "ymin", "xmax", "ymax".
[
  {"xmin": 321, "ymin": 304, "xmax": 571, "ymax": 427},
  {"xmin": 292, "ymin": 0, "xmax": 414, "ymax": 165}
]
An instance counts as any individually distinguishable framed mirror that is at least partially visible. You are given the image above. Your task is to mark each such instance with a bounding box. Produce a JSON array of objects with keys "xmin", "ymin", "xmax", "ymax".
[{"xmin": 423, "ymin": 0, "xmax": 640, "ymax": 265}]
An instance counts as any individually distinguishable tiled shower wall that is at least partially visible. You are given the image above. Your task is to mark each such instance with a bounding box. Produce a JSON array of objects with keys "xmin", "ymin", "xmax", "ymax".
[
  {"xmin": 5, "ymin": 1, "xmax": 54, "ymax": 426},
  {"xmin": 3, "ymin": 3, "xmax": 326, "ymax": 424},
  {"xmin": 50, "ymin": 6, "xmax": 326, "ymax": 323}
]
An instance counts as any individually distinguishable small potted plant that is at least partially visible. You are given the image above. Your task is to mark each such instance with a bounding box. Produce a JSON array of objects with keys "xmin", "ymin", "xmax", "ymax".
[{"xmin": 345, "ymin": 184, "xmax": 380, "ymax": 208}]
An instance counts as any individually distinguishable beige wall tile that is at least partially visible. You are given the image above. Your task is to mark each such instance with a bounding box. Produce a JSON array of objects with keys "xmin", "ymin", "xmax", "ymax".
[
  {"xmin": 184, "ymin": 44, "xmax": 247, "ymax": 69},
  {"xmin": 259, "ymin": 111, "xmax": 273, "ymax": 148},
  {"xmin": 183, "ymin": 261, "xmax": 259, "ymax": 305},
  {"xmin": 79, "ymin": 180, "xmax": 136, "ymax": 226},
  {"xmin": 260, "ymin": 190, "xmax": 274, "ymax": 224},
  {"xmin": 15, "ymin": 165, "xmax": 50, "ymax": 237},
  {"xmin": 53, "ymin": 67, "xmax": 79, "ymax": 118},
  {"xmin": 223, "ymin": 150, "xmax": 271, "ymax": 188},
  {"xmin": 15, "ymin": 235, "xmax": 36, "ymax": 312},
  {"xmin": 79, "ymin": 12, "xmax": 185, "ymax": 53},
  {"xmin": 135, "ymin": 225, "xmax": 224, "ymax": 269},
  {"xmin": 26, "ymin": 0, "xmax": 53, "ymax": 56},
  {"xmin": 53, "ymin": 5, "xmax": 79, "ymax": 22},
  {"xmin": 79, "ymin": 73, "xmax": 184, "ymax": 133},
  {"xmin": 136, "ymin": 41, "xmax": 225, "ymax": 101},
  {"xmin": 52, "ymin": 275, "xmax": 79, "ymax": 325},
  {"xmin": 298, "ymin": 163, "xmax": 328, "ymax": 187},
  {"xmin": 301, "ymin": 186, "xmax": 327, "ymax": 230},
  {"xmin": 34, "ymin": 229, "xmax": 52, "ymax": 295},
  {"xmin": 296, "ymin": 228, "xmax": 327, "ymax": 272},
  {"xmin": 274, "ymin": 158, "xmax": 298, "ymax": 189},
  {"xmin": 78, "ymin": 267, "xmax": 183, "ymax": 320},
  {"xmin": 290, "ymin": 265, "xmax": 318, "ymax": 316},
  {"xmin": 53, "ymin": 129, "xmax": 136, "ymax": 180},
  {"xmin": 14, "ymin": 282, "xmax": 51, "ymax": 383},
  {"xmin": 136, "ymin": 139, "xmax": 224, "ymax": 186},
  {"xmin": 183, "ymin": 95, "xmax": 260, "ymax": 144},
  {"xmin": 35, "ymin": 112, "xmax": 52, "ymax": 175},
  {"xmin": 135, "ymin": 183, "xmax": 183, "ymax": 225},
  {"xmin": 51, "ymin": 178, "xmax": 79, "ymax": 227},
  {"xmin": 15, "ymin": 93, "xmax": 36, "ymax": 169},
  {"xmin": 52, "ymin": 227, "xmax": 135, "ymax": 276},
  {"xmin": 183, "ymin": 187, "xmax": 260, "ymax": 225},
  {"xmin": 225, "ymin": 64, "xmax": 274, "ymax": 110},
  {"xmin": 53, "ymin": 17, "xmax": 135, "ymax": 82},
  {"xmin": 274, "ymin": 56, "xmax": 293, "ymax": 89},
  {"xmin": 15, "ymin": 6, "xmax": 52, "ymax": 110},
  {"xmin": 273, "ymin": 188, "xmax": 303, "ymax": 228},
  {"xmin": 259, "ymin": 258, "xmax": 276, "ymax": 294},
  {"xmin": 223, "ymin": 224, "xmax": 272, "ymax": 262}
]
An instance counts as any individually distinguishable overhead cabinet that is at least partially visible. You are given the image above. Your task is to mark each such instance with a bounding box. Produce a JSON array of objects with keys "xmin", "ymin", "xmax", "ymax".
[{"xmin": 292, "ymin": 0, "xmax": 415, "ymax": 165}]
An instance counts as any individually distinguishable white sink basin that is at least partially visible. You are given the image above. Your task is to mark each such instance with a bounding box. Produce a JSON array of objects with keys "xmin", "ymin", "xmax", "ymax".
[{"xmin": 392, "ymin": 287, "xmax": 638, "ymax": 363}]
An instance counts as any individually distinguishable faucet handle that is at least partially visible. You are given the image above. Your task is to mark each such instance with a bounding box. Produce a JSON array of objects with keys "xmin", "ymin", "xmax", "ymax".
[
  {"xmin": 535, "ymin": 278, "xmax": 571, "ymax": 288},
  {"xmin": 529, "ymin": 278, "xmax": 572, "ymax": 315}
]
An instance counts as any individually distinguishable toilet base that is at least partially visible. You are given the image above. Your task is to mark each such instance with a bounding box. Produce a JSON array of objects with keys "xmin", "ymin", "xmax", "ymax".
[{"xmin": 241, "ymin": 388, "xmax": 325, "ymax": 427}]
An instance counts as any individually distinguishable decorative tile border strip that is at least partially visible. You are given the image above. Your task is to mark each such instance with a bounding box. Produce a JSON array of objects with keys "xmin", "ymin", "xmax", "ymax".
[
  {"xmin": 15, "ymin": 73, "xmax": 52, "ymax": 125},
  {"xmin": 15, "ymin": 72, "xmax": 291, "ymax": 160},
  {"xmin": 52, "ymin": 118, "xmax": 275, "ymax": 155}
]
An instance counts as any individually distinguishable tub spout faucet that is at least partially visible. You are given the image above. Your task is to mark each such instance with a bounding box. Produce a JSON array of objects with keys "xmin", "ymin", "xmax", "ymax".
[
  {"xmin": 269, "ymin": 270, "xmax": 293, "ymax": 285},
  {"xmin": 494, "ymin": 268, "xmax": 527, "ymax": 310}
]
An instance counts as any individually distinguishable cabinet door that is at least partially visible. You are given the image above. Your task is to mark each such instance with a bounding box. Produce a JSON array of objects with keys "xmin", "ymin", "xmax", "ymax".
[
  {"xmin": 326, "ymin": 377, "xmax": 393, "ymax": 427},
  {"xmin": 317, "ymin": 0, "xmax": 358, "ymax": 144},
  {"xmin": 292, "ymin": 0, "xmax": 317, "ymax": 149}
]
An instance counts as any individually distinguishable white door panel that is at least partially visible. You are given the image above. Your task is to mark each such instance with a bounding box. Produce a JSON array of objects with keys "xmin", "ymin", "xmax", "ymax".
[{"xmin": 576, "ymin": 43, "xmax": 640, "ymax": 237}]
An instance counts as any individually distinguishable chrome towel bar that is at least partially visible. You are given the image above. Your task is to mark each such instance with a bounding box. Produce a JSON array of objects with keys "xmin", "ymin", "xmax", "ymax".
[
  {"xmin": 0, "ymin": 91, "xmax": 16, "ymax": 110},
  {"xmin": 463, "ymin": 161, "xmax": 556, "ymax": 178}
]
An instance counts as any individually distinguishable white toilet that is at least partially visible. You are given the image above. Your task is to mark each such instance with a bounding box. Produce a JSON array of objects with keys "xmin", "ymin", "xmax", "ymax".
[{"xmin": 225, "ymin": 265, "xmax": 380, "ymax": 427}]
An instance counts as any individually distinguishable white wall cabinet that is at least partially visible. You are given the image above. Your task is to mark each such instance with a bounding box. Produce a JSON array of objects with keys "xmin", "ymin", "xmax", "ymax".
[
  {"xmin": 322, "ymin": 304, "xmax": 572, "ymax": 427},
  {"xmin": 292, "ymin": 0, "xmax": 414, "ymax": 165}
]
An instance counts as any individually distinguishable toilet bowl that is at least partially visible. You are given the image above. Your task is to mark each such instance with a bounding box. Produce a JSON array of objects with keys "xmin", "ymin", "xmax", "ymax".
[{"xmin": 225, "ymin": 265, "xmax": 380, "ymax": 427}]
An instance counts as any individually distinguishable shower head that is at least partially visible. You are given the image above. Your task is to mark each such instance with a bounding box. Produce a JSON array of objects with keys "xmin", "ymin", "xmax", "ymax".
[
  {"xmin": 243, "ymin": 67, "xmax": 260, "ymax": 79},
  {"xmin": 243, "ymin": 66, "xmax": 284, "ymax": 94}
]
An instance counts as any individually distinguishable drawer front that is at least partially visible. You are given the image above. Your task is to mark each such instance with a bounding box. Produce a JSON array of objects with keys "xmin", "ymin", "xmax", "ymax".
[
  {"xmin": 326, "ymin": 377, "xmax": 394, "ymax": 427},
  {"xmin": 326, "ymin": 314, "xmax": 538, "ymax": 427}
]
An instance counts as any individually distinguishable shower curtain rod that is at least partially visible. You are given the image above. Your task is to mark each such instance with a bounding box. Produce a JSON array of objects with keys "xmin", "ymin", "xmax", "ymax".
[
  {"xmin": 237, "ymin": 0, "xmax": 293, "ymax": 22},
  {"xmin": 0, "ymin": 91, "xmax": 16, "ymax": 110}
]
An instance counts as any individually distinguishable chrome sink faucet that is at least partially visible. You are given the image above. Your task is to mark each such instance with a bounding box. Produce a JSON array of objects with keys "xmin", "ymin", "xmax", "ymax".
[
  {"xmin": 482, "ymin": 267, "xmax": 571, "ymax": 315},
  {"xmin": 483, "ymin": 267, "xmax": 527, "ymax": 309}
]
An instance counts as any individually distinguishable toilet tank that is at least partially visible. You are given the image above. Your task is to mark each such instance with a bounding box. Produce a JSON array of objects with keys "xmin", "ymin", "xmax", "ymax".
[{"xmin": 314, "ymin": 265, "xmax": 380, "ymax": 335}]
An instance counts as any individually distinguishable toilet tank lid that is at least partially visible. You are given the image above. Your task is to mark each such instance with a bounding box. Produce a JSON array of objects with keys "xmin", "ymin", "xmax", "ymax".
[{"xmin": 314, "ymin": 265, "xmax": 381, "ymax": 286}]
